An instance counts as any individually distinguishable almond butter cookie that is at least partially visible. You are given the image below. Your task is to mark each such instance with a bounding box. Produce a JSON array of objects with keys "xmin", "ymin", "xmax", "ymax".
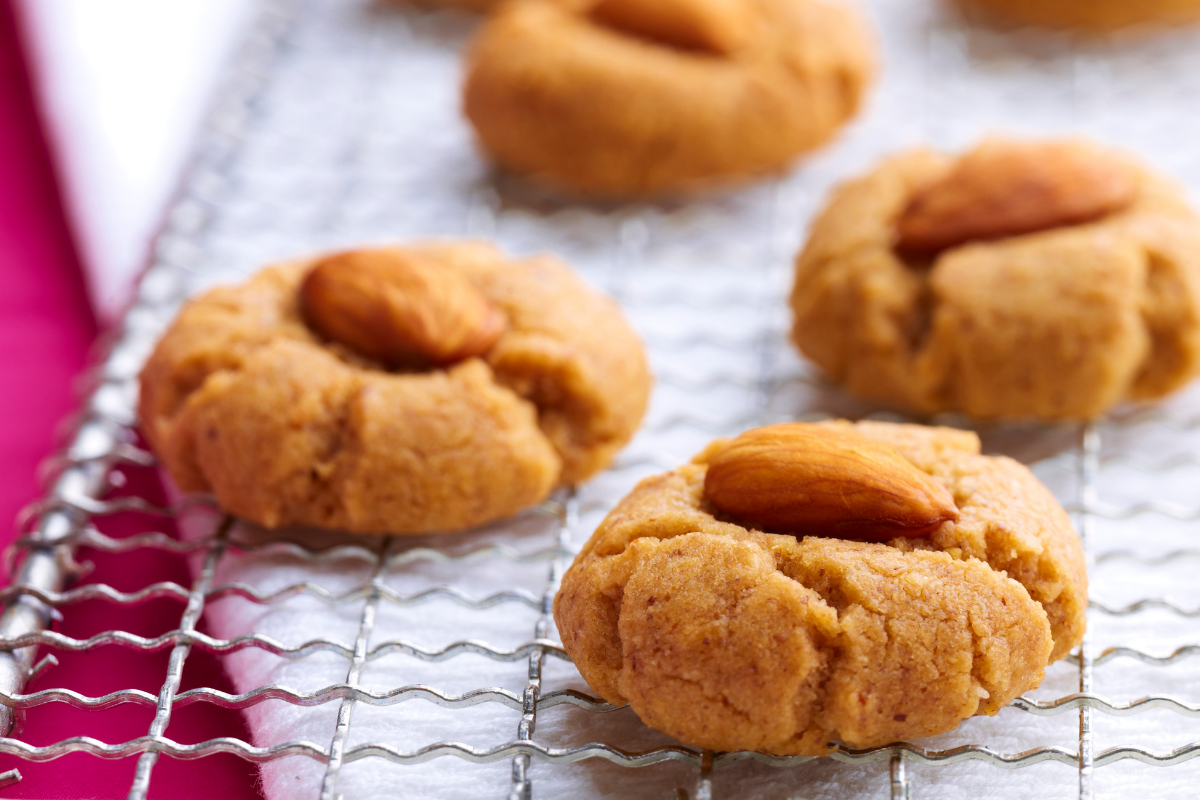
[
  {"xmin": 955, "ymin": 0, "xmax": 1200, "ymax": 30},
  {"xmin": 139, "ymin": 242, "xmax": 651, "ymax": 534},
  {"xmin": 790, "ymin": 138, "xmax": 1200, "ymax": 420},
  {"xmin": 463, "ymin": 0, "xmax": 874, "ymax": 196},
  {"xmin": 554, "ymin": 421, "xmax": 1087, "ymax": 754}
]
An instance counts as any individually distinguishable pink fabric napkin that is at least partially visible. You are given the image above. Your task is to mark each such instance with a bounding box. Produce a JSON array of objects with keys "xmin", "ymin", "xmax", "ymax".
[{"xmin": 0, "ymin": 2, "xmax": 261, "ymax": 796}]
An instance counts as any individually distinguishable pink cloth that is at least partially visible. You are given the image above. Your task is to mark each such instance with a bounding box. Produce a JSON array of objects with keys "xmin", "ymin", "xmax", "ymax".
[{"xmin": 0, "ymin": 1, "xmax": 263, "ymax": 795}]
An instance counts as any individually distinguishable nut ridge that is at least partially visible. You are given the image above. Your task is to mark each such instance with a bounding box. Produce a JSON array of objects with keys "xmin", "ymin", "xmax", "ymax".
[
  {"xmin": 895, "ymin": 139, "xmax": 1137, "ymax": 255},
  {"xmin": 703, "ymin": 423, "xmax": 960, "ymax": 542},
  {"xmin": 589, "ymin": 0, "xmax": 753, "ymax": 55},
  {"xmin": 300, "ymin": 248, "xmax": 507, "ymax": 369}
]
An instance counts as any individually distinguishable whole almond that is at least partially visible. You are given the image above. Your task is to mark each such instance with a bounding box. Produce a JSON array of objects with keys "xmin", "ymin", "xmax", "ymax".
[
  {"xmin": 895, "ymin": 139, "xmax": 1136, "ymax": 256},
  {"xmin": 300, "ymin": 248, "xmax": 506, "ymax": 369},
  {"xmin": 590, "ymin": 0, "xmax": 753, "ymax": 55},
  {"xmin": 703, "ymin": 423, "xmax": 959, "ymax": 542}
]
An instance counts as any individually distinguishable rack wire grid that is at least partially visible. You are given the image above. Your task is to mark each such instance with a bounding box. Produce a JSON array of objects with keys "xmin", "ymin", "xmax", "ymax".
[{"xmin": 5, "ymin": 0, "xmax": 1200, "ymax": 797}]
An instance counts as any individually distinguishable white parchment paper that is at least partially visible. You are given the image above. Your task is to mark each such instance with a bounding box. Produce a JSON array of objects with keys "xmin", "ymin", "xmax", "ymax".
[{"xmin": 167, "ymin": 0, "xmax": 1200, "ymax": 796}]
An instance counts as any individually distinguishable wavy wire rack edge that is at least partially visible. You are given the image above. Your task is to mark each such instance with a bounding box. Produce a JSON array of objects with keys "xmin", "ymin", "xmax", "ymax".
[{"xmin": 1, "ymin": 1, "xmax": 1200, "ymax": 799}]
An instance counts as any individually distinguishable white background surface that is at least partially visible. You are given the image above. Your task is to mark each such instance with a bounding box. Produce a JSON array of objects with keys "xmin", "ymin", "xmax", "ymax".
[{"xmin": 15, "ymin": 0, "xmax": 250, "ymax": 323}]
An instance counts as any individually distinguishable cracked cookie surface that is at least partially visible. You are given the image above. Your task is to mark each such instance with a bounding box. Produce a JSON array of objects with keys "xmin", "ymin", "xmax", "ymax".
[
  {"xmin": 790, "ymin": 141, "xmax": 1200, "ymax": 420},
  {"xmin": 138, "ymin": 241, "xmax": 651, "ymax": 534},
  {"xmin": 553, "ymin": 421, "xmax": 1086, "ymax": 754}
]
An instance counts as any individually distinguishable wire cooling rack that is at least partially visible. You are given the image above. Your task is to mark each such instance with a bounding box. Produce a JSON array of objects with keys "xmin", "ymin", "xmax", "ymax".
[{"xmin": 6, "ymin": 0, "xmax": 1200, "ymax": 797}]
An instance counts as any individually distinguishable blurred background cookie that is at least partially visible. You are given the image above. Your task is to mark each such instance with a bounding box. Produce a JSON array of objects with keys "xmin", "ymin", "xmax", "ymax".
[
  {"xmin": 139, "ymin": 241, "xmax": 652, "ymax": 534},
  {"xmin": 463, "ymin": 0, "xmax": 874, "ymax": 196},
  {"xmin": 954, "ymin": 0, "xmax": 1200, "ymax": 31},
  {"xmin": 790, "ymin": 137, "xmax": 1200, "ymax": 420}
]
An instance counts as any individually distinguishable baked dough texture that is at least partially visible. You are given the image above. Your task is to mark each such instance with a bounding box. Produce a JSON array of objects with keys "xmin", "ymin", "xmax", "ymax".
[
  {"xmin": 790, "ymin": 142, "xmax": 1200, "ymax": 420},
  {"xmin": 463, "ymin": 0, "xmax": 874, "ymax": 196},
  {"xmin": 139, "ymin": 242, "xmax": 651, "ymax": 534},
  {"xmin": 554, "ymin": 421, "xmax": 1087, "ymax": 754},
  {"xmin": 956, "ymin": 0, "xmax": 1200, "ymax": 30}
]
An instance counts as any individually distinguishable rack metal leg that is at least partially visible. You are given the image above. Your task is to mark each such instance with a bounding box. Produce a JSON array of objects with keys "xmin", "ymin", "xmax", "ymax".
[{"xmin": 891, "ymin": 753, "xmax": 912, "ymax": 800}]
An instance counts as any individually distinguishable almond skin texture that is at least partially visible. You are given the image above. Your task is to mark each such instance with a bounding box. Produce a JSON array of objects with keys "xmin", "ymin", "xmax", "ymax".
[
  {"xmin": 895, "ymin": 139, "xmax": 1137, "ymax": 256},
  {"xmin": 589, "ymin": 0, "xmax": 753, "ymax": 55},
  {"xmin": 300, "ymin": 249, "xmax": 506, "ymax": 369},
  {"xmin": 703, "ymin": 423, "xmax": 959, "ymax": 541}
]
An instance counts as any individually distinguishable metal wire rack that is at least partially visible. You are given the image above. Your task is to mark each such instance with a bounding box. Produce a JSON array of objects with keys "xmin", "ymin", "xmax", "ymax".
[{"xmin": 5, "ymin": 0, "xmax": 1200, "ymax": 797}]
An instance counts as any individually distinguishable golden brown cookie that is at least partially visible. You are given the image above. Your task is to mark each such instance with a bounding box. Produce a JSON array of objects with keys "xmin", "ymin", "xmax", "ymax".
[
  {"xmin": 139, "ymin": 242, "xmax": 652, "ymax": 534},
  {"xmin": 554, "ymin": 421, "xmax": 1086, "ymax": 754},
  {"xmin": 790, "ymin": 138, "xmax": 1200, "ymax": 420},
  {"xmin": 955, "ymin": 0, "xmax": 1200, "ymax": 30},
  {"xmin": 463, "ymin": 0, "xmax": 874, "ymax": 196}
]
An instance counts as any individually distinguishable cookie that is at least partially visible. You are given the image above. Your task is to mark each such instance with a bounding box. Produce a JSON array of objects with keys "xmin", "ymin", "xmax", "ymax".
[
  {"xmin": 956, "ymin": 0, "xmax": 1200, "ymax": 30},
  {"xmin": 139, "ymin": 242, "xmax": 652, "ymax": 534},
  {"xmin": 790, "ymin": 138, "xmax": 1200, "ymax": 420},
  {"xmin": 554, "ymin": 421, "xmax": 1087, "ymax": 754},
  {"xmin": 463, "ymin": 0, "xmax": 874, "ymax": 196}
]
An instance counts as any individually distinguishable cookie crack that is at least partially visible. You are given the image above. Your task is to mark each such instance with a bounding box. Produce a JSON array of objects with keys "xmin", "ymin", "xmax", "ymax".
[{"xmin": 1128, "ymin": 243, "xmax": 1196, "ymax": 399}]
